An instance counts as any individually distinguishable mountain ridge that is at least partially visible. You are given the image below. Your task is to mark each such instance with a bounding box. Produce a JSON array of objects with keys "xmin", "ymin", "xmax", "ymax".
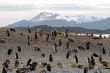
[
  {"xmin": 13, "ymin": 25, "xmax": 110, "ymax": 34},
  {"xmin": 31, "ymin": 12, "xmax": 101, "ymax": 23},
  {"xmin": 6, "ymin": 12, "xmax": 110, "ymax": 30}
]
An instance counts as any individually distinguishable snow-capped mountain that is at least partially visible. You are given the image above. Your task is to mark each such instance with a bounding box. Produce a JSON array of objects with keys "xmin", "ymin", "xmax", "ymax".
[
  {"xmin": 31, "ymin": 12, "xmax": 59, "ymax": 22},
  {"xmin": 31, "ymin": 12, "xmax": 100, "ymax": 23},
  {"xmin": 6, "ymin": 12, "xmax": 110, "ymax": 30}
]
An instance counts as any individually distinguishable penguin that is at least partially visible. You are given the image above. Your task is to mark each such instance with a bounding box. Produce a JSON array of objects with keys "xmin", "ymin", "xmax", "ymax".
[
  {"xmin": 47, "ymin": 64, "xmax": 51, "ymax": 71},
  {"xmin": 49, "ymin": 54, "xmax": 53, "ymax": 62},
  {"xmin": 74, "ymin": 54, "xmax": 78, "ymax": 63},
  {"xmin": 2, "ymin": 67, "xmax": 7, "ymax": 73},
  {"xmin": 27, "ymin": 58, "xmax": 32, "ymax": 66}
]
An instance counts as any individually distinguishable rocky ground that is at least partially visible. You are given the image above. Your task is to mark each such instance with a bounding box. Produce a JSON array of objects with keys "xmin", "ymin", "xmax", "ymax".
[{"xmin": 0, "ymin": 28, "xmax": 110, "ymax": 73}]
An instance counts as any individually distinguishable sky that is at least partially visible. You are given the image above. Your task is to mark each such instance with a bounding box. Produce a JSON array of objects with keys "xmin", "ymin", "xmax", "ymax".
[{"xmin": 0, "ymin": 0, "xmax": 110, "ymax": 27}]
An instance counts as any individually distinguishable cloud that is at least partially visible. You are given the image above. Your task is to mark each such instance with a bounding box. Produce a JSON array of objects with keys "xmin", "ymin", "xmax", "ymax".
[
  {"xmin": 0, "ymin": 3, "xmax": 110, "ymax": 11},
  {"xmin": 51, "ymin": 4, "xmax": 110, "ymax": 10},
  {"xmin": 33, "ymin": 4, "xmax": 110, "ymax": 11},
  {"xmin": 0, "ymin": 3, "xmax": 37, "ymax": 11},
  {"xmin": 45, "ymin": 4, "xmax": 93, "ymax": 10}
]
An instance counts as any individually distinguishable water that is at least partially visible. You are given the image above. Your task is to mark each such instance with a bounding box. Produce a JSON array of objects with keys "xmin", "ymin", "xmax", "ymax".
[{"xmin": 71, "ymin": 33, "xmax": 110, "ymax": 38}]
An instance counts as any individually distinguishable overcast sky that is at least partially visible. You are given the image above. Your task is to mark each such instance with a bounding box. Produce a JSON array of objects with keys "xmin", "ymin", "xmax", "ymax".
[{"xmin": 0, "ymin": 0, "xmax": 110, "ymax": 27}]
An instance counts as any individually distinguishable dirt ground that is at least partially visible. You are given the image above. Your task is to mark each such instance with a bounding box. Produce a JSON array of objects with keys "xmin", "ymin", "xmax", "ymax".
[{"xmin": 0, "ymin": 28, "xmax": 110, "ymax": 73}]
